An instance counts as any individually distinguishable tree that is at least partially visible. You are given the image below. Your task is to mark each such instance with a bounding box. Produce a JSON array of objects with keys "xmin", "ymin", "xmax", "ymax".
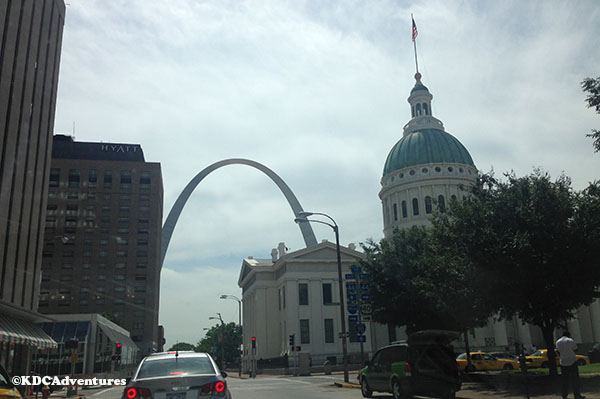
[
  {"xmin": 168, "ymin": 342, "xmax": 196, "ymax": 351},
  {"xmin": 582, "ymin": 76, "xmax": 600, "ymax": 152},
  {"xmin": 358, "ymin": 225, "xmax": 493, "ymax": 336},
  {"xmin": 196, "ymin": 322, "xmax": 242, "ymax": 367},
  {"xmin": 438, "ymin": 171, "xmax": 600, "ymax": 376}
]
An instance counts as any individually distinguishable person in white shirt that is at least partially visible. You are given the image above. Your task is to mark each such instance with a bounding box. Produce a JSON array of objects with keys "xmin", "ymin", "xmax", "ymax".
[{"xmin": 555, "ymin": 331, "xmax": 584, "ymax": 399}]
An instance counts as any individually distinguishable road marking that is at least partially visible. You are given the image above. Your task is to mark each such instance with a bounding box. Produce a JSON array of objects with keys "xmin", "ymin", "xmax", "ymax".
[
  {"xmin": 278, "ymin": 378, "xmax": 312, "ymax": 385},
  {"xmin": 90, "ymin": 388, "xmax": 114, "ymax": 396}
]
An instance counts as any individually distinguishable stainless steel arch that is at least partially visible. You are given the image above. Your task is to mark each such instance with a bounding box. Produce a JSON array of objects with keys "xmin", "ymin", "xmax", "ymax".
[{"xmin": 161, "ymin": 158, "xmax": 318, "ymax": 267}]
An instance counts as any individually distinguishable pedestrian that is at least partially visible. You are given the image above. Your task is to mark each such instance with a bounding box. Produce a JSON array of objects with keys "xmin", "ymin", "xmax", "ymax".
[{"xmin": 556, "ymin": 330, "xmax": 585, "ymax": 399}]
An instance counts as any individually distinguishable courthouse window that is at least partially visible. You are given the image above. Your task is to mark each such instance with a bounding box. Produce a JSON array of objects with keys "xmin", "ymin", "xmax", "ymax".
[
  {"xmin": 300, "ymin": 319, "xmax": 310, "ymax": 344},
  {"xmin": 299, "ymin": 283, "xmax": 308, "ymax": 306},
  {"xmin": 322, "ymin": 283, "xmax": 332, "ymax": 305},
  {"xmin": 324, "ymin": 319, "xmax": 334, "ymax": 343}
]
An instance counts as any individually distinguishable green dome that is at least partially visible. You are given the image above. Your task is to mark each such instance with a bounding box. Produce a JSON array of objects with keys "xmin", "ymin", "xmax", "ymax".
[{"xmin": 383, "ymin": 128, "xmax": 474, "ymax": 176}]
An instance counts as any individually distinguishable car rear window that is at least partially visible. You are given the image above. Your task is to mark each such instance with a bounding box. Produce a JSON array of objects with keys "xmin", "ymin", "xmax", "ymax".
[{"xmin": 137, "ymin": 357, "xmax": 215, "ymax": 379}]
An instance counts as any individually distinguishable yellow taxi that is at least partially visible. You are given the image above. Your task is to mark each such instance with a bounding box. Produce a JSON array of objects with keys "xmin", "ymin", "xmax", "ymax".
[
  {"xmin": 0, "ymin": 364, "xmax": 22, "ymax": 398},
  {"xmin": 456, "ymin": 351, "xmax": 520, "ymax": 372},
  {"xmin": 526, "ymin": 349, "xmax": 590, "ymax": 368}
]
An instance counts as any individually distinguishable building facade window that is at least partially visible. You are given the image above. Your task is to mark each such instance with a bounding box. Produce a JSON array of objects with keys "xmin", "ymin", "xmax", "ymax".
[
  {"xmin": 68, "ymin": 169, "xmax": 80, "ymax": 188},
  {"xmin": 88, "ymin": 170, "xmax": 97, "ymax": 188},
  {"xmin": 300, "ymin": 319, "xmax": 310, "ymax": 344},
  {"xmin": 401, "ymin": 201, "xmax": 407, "ymax": 218},
  {"xmin": 324, "ymin": 319, "xmax": 334, "ymax": 343},
  {"xmin": 322, "ymin": 283, "xmax": 332, "ymax": 305},
  {"xmin": 425, "ymin": 196, "xmax": 432, "ymax": 214},
  {"xmin": 438, "ymin": 195, "xmax": 446, "ymax": 211},
  {"xmin": 103, "ymin": 170, "xmax": 112, "ymax": 188},
  {"xmin": 393, "ymin": 203, "xmax": 398, "ymax": 221},
  {"xmin": 412, "ymin": 198, "xmax": 419, "ymax": 215},
  {"xmin": 299, "ymin": 283, "xmax": 308, "ymax": 306},
  {"xmin": 49, "ymin": 168, "xmax": 60, "ymax": 187}
]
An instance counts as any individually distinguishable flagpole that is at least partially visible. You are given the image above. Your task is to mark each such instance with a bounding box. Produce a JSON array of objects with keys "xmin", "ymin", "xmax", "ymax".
[{"xmin": 412, "ymin": 14, "xmax": 419, "ymax": 74}]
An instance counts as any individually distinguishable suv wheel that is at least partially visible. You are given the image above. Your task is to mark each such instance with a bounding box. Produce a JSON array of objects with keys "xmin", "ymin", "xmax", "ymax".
[
  {"xmin": 577, "ymin": 359, "xmax": 586, "ymax": 366},
  {"xmin": 541, "ymin": 361, "xmax": 549, "ymax": 368},
  {"xmin": 360, "ymin": 377, "xmax": 373, "ymax": 398},
  {"xmin": 466, "ymin": 364, "xmax": 476, "ymax": 372},
  {"xmin": 392, "ymin": 379, "xmax": 403, "ymax": 399},
  {"xmin": 503, "ymin": 363, "xmax": 513, "ymax": 370}
]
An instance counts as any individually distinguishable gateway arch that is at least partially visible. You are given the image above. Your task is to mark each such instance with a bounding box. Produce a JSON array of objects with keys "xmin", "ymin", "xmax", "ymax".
[{"xmin": 161, "ymin": 158, "xmax": 318, "ymax": 266}]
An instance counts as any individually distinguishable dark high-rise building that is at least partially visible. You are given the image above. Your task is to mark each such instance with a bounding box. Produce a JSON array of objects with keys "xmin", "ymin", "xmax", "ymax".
[
  {"xmin": 40, "ymin": 135, "xmax": 163, "ymax": 355},
  {"xmin": 0, "ymin": 0, "xmax": 65, "ymax": 375}
]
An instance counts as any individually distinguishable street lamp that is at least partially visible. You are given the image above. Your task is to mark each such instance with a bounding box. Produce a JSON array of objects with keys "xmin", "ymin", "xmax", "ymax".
[
  {"xmin": 209, "ymin": 313, "xmax": 226, "ymax": 371},
  {"xmin": 220, "ymin": 294, "xmax": 242, "ymax": 377},
  {"xmin": 295, "ymin": 211, "xmax": 349, "ymax": 383}
]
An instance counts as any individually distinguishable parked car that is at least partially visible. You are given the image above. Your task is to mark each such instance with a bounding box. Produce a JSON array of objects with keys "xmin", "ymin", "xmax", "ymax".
[
  {"xmin": 526, "ymin": 349, "xmax": 590, "ymax": 368},
  {"xmin": 358, "ymin": 330, "xmax": 461, "ymax": 399},
  {"xmin": 122, "ymin": 351, "xmax": 230, "ymax": 399},
  {"xmin": 456, "ymin": 351, "xmax": 520, "ymax": 371},
  {"xmin": 0, "ymin": 364, "xmax": 22, "ymax": 399},
  {"xmin": 588, "ymin": 343, "xmax": 600, "ymax": 363},
  {"xmin": 489, "ymin": 352, "xmax": 518, "ymax": 361}
]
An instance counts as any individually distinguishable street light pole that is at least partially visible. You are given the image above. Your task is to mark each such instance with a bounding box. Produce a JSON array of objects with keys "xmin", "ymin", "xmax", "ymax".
[
  {"xmin": 209, "ymin": 313, "xmax": 225, "ymax": 371},
  {"xmin": 295, "ymin": 211, "xmax": 349, "ymax": 383},
  {"xmin": 220, "ymin": 294, "xmax": 242, "ymax": 377}
]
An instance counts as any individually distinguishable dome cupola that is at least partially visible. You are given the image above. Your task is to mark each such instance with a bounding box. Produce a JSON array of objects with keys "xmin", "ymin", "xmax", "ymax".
[{"xmin": 379, "ymin": 72, "xmax": 477, "ymax": 236}]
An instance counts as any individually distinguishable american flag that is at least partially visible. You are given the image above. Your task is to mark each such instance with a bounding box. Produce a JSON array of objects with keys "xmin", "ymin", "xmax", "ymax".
[{"xmin": 412, "ymin": 17, "xmax": 418, "ymax": 42}]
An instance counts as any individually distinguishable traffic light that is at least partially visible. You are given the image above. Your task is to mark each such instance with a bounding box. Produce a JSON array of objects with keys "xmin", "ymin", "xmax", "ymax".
[
  {"xmin": 251, "ymin": 336, "xmax": 256, "ymax": 349},
  {"xmin": 288, "ymin": 334, "xmax": 295, "ymax": 346},
  {"xmin": 295, "ymin": 346, "xmax": 301, "ymax": 352},
  {"xmin": 116, "ymin": 343, "xmax": 122, "ymax": 354}
]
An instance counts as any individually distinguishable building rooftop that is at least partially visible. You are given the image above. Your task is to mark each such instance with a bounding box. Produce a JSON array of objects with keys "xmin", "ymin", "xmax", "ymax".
[{"xmin": 52, "ymin": 134, "xmax": 146, "ymax": 162}]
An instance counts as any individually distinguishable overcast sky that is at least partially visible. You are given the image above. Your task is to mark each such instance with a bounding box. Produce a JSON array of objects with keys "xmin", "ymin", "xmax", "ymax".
[{"xmin": 53, "ymin": 0, "xmax": 600, "ymax": 347}]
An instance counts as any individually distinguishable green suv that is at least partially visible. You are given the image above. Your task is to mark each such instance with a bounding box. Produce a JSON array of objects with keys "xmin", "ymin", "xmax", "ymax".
[{"xmin": 359, "ymin": 330, "xmax": 461, "ymax": 399}]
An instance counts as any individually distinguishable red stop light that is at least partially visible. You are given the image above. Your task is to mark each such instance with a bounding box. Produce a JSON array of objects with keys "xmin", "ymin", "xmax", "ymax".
[{"xmin": 251, "ymin": 336, "xmax": 256, "ymax": 349}]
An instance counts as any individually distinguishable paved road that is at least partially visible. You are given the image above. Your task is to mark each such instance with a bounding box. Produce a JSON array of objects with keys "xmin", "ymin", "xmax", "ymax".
[{"xmin": 80, "ymin": 373, "xmax": 600, "ymax": 399}]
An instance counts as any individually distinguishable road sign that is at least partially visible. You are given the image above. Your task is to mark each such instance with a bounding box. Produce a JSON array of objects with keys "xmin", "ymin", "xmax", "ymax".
[
  {"xmin": 345, "ymin": 282, "xmax": 357, "ymax": 293},
  {"xmin": 359, "ymin": 273, "xmax": 371, "ymax": 280},
  {"xmin": 351, "ymin": 266, "xmax": 362, "ymax": 274},
  {"xmin": 355, "ymin": 323, "xmax": 366, "ymax": 335},
  {"xmin": 348, "ymin": 305, "xmax": 359, "ymax": 314},
  {"xmin": 347, "ymin": 293, "xmax": 357, "ymax": 303},
  {"xmin": 348, "ymin": 315, "xmax": 359, "ymax": 322},
  {"xmin": 345, "ymin": 273, "xmax": 356, "ymax": 280},
  {"xmin": 360, "ymin": 282, "xmax": 370, "ymax": 292},
  {"xmin": 362, "ymin": 315, "xmax": 372, "ymax": 322},
  {"xmin": 360, "ymin": 303, "xmax": 373, "ymax": 315},
  {"xmin": 338, "ymin": 332, "xmax": 350, "ymax": 338},
  {"xmin": 361, "ymin": 293, "xmax": 371, "ymax": 302},
  {"xmin": 356, "ymin": 335, "xmax": 366, "ymax": 343}
]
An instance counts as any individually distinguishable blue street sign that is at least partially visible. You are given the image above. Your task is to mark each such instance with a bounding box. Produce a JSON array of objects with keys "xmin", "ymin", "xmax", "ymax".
[
  {"xmin": 355, "ymin": 323, "xmax": 366, "ymax": 335},
  {"xmin": 351, "ymin": 266, "xmax": 362, "ymax": 274},
  {"xmin": 359, "ymin": 273, "xmax": 371, "ymax": 280},
  {"xmin": 357, "ymin": 335, "xmax": 366, "ymax": 343},
  {"xmin": 361, "ymin": 294, "xmax": 371, "ymax": 302},
  {"xmin": 346, "ymin": 282, "xmax": 357, "ymax": 293},
  {"xmin": 348, "ymin": 315, "xmax": 359, "ymax": 322},
  {"xmin": 347, "ymin": 305, "xmax": 358, "ymax": 314},
  {"xmin": 347, "ymin": 294, "xmax": 357, "ymax": 303},
  {"xmin": 345, "ymin": 273, "xmax": 356, "ymax": 280},
  {"xmin": 360, "ymin": 282, "xmax": 370, "ymax": 292}
]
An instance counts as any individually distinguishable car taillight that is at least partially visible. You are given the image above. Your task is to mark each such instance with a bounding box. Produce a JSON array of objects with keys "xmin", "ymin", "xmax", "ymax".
[
  {"xmin": 125, "ymin": 387, "xmax": 151, "ymax": 399},
  {"xmin": 199, "ymin": 381, "xmax": 227, "ymax": 396},
  {"xmin": 404, "ymin": 362, "xmax": 411, "ymax": 377}
]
